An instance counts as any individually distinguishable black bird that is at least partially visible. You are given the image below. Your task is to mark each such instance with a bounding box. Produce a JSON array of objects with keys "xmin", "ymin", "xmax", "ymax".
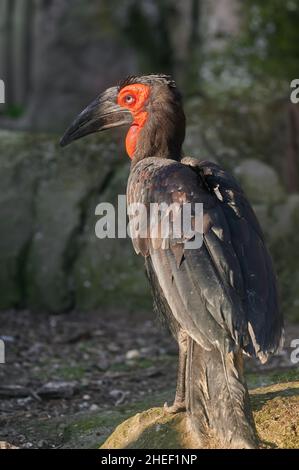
[{"xmin": 61, "ymin": 74, "xmax": 283, "ymax": 448}]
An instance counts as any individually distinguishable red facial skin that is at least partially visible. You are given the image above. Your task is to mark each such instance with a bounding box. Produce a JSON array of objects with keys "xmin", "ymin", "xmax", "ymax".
[{"xmin": 117, "ymin": 84, "xmax": 150, "ymax": 159}]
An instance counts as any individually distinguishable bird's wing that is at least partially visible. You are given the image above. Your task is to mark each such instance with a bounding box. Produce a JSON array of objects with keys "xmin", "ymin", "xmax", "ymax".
[{"xmin": 127, "ymin": 157, "xmax": 283, "ymax": 361}]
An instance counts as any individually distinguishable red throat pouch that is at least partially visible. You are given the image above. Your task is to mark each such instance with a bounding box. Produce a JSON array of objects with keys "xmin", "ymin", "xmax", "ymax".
[{"xmin": 126, "ymin": 111, "xmax": 148, "ymax": 159}]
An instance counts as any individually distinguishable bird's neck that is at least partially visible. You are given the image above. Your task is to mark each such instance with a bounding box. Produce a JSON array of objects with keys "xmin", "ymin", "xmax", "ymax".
[{"xmin": 128, "ymin": 108, "xmax": 185, "ymax": 164}]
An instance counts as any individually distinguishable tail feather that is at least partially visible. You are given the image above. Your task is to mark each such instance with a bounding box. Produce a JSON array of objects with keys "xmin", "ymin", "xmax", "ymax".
[{"xmin": 186, "ymin": 338, "xmax": 258, "ymax": 448}]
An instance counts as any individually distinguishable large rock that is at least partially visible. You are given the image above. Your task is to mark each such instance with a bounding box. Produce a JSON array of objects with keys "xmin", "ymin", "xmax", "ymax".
[
  {"xmin": 100, "ymin": 381, "xmax": 299, "ymax": 449},
  {"xmin": 0, "ymin": 130, "xmax": 149, "ymax": 313},
  {"xmin": 271, "ymin": 194, "xmax": 299, "ymax": 240},
  {"xmin": 0, "ymin": 131, "xmax": 42, "ymax": 308},
  {"xmin": 184, "ymin": 95, "xmax": 298, "ymax": 196},
  {"xmin": 73, "ymin": 165, "xmax": 150, "ymax": 310},
  {"xmin": 101, "ymin": 408, "xmax": 193, "ymax": 449},
  {"xmin": 234, "ymin": 159, "xmax": 285, "ymax": 205}
]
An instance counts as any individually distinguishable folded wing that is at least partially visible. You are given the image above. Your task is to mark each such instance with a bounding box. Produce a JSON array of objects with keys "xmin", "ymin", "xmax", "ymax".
[{"xmin": 127, "ymin": 157, "xmax": 284, "ymax": 361}]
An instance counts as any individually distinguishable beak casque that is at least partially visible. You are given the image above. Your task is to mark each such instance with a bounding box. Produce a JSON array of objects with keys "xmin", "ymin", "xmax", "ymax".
[{"xmin": 60, "ymin": 86, "xmax": 132, "ymax": 147}]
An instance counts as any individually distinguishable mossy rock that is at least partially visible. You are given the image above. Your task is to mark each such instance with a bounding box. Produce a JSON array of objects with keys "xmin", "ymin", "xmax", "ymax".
[
  {"xmin": 101, "ymin": 407, "xmax": 199, "ymax": 449},
  {"xmin": 251, "ymin": 381, "xmax": 299, "ymax": 448},
  {"xmin": 100, "ymin": 381, "xmax": 299, "ymax": 449},
  {"xmin": 234, "ymin": 159, "xmax": 285, "ymax": 205},
  {"xmin": 0, "ymin": 130, "xmax": 149, "ymax": 313}
]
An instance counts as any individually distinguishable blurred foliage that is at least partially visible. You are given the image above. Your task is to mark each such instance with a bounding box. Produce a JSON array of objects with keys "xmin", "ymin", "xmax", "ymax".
[
  {"xmin": 239, "ymin": 0, "xmax": 299, "ymax": 79},
  {"xmin": 123, "ymin": 0, "xmax": 175, "ymax": 73},
  {"xmin": 202, "ymin": 0, "xmax": 299, "ymax": 95},
  {"xmin": 2, "ymin": 104, "xmax": 25, "ymax": 119},
  {"xmin": 270, "ymin": 210, "xmax": 299, "ymax": 323}
]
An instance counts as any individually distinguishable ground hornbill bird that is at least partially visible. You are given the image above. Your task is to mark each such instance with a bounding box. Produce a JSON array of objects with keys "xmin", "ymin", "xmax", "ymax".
[{"xmin": 61, "ymin": 74, "xmax": 283, "ymax": 448}]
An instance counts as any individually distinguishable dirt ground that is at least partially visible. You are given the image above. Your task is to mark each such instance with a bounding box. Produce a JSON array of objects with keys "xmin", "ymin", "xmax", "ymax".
[{"xmin": 0, "ymin": 308, "xmax": 298, "ymax": 448}]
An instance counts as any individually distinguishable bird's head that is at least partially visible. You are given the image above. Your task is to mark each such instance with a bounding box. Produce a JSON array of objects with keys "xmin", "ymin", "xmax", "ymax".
[{"xmin": 60, "ymin": 74, "xmax": 186, "ymax": 161}]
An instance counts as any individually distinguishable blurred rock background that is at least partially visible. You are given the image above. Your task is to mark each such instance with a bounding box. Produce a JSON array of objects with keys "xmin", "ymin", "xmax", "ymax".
[{"xmin": 0, "ymin": 0, "xmax": 298, "ymax": 322}]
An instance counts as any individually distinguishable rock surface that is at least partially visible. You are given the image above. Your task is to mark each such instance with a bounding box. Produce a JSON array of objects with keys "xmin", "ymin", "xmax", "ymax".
[
  {"xmin": 234, "ymin": 159, "xmax": 285, "ymax": 205},
  {"xmin": 0, "ymin": 130, "xmax": 149, "ymax": 312},
  {"xmin": 100, "ymin": 381, "xmax": 299, "ymax": 449}
]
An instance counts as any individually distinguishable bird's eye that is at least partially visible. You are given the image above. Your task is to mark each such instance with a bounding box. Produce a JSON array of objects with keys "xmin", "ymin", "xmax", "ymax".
[{"xmin": 124, "ymin": 94, "xmax": 135, "ymax": 105}]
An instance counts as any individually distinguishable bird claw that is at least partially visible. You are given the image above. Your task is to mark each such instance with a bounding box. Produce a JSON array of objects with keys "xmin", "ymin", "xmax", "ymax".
[{"xmin": 164, "ymin": 400, "xmax": 186, "ymax": 414}]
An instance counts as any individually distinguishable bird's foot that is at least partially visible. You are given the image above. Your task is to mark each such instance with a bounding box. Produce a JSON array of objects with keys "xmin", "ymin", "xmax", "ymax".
[{"xmin": 164, "ymin": 400, "xmax": 186, "ymax": 414}]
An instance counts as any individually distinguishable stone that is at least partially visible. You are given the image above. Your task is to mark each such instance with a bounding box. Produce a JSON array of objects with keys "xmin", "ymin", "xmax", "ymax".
[
  {"xmin": 37, "ymin": 381, "xmax": 79, "ymax": 399},
  {"xmin": 0, "ymin": 131, "xmax": 39, "ymax": 308},
  {"xmin": 0, "ymin": 441, "xmax": 19, "ymax": 449},
  {"xmin": 234, "ymin": 159, "xmax": 285, "ymax": 205},
  {"xmin": 125, "ymin": 349, "xmax": 141, "ymax": 360},
  {"xmin": 0, "ymin": 130, "xmax": 149, "ymax": 313},
  {"xmin": 101, "ymin": 407, "xmax": 196, "ymax": 449},
  {"xmin": 72, "ymin": 164, "xmax": 150, "ymax": 311},
  {"xmin": 272, "ymin": 194, "xmax": 299, "ymax": 241},
  {"xmin": 0, "ymin": 385, "xmax": 31, "ymax": 398}
]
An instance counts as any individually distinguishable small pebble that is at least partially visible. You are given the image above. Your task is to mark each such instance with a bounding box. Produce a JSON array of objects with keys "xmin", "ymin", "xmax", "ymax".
[
  {"xmin": 109, "ymin": 389, "xmax": 122, "ymax": 398},
  {"xmin": 90, "ymin": 404, "xmax": 99, "ymax": 412},
  {"xmin": 125, "ymin": 349, "xmax": 140, "ymax": 360}
]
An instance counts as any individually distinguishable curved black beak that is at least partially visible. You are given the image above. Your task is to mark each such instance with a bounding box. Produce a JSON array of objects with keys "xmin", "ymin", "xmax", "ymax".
[{"xmin": 60, "ymin": 86, "xmax": 132, "ymax": 147}]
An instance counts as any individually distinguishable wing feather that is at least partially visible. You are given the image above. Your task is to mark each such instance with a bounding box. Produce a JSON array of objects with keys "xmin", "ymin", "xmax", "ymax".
[{"xmin": 127, "ymin": 157, "xmax": 283, "ymax": 360}]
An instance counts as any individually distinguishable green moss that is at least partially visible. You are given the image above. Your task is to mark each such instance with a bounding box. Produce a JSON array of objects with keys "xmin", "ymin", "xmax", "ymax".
[
  {"xmin": 101, "ymin": 381, "xmax": 299, "ymax": 449},
  {"xmin": 247, "ymin": 368, "xmax": 299, "ymax": 389},
  {"xmin": 109, "ymin": 363, "xmax": 132, "ymax": 372},
  {"xmin": 55, "ymin": 365, "xmax": 86, "ymax": 381},
  {"xmin": 102, "ymin": 408, "xmax": 187, "ymax": 450},
  {"xmin": 251, "ymin": 382, "xmax": 299, "ymax": 448}
]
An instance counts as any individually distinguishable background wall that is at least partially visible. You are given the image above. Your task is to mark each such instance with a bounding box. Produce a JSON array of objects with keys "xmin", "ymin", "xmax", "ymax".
[
  {"xmin": 0, "ymin": 0, "xmax": 241, "ymax": 130},
  {"xmin": 0, "ymin": 0, "xmax": 298, "ymax": 322}
]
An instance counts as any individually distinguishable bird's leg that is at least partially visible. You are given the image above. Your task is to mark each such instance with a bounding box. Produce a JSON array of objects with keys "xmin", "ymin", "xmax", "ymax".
[{"xmin": 164, "ymin": 330, "xmax": 187, "ymax": 414}]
